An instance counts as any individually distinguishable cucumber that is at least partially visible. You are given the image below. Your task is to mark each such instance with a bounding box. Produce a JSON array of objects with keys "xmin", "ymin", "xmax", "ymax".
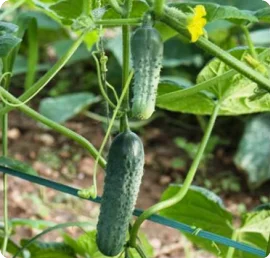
[
  {"xmin": 96, "ymin": 131, "xmax": 144, "ymax": 256},
  {"xmin": 131, "ymin": 20, "xmax": 163, "ymax": 120}
]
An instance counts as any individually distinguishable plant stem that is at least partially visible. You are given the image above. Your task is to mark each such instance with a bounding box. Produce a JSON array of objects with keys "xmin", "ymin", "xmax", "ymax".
[
  {"xmin": 120, "ymin": 0, "xmax": 132, "ymax": 131},
  {"xmin": 160, "ymin": 10, "xmax": 270, "ymax": 92},
  {"xmin": 226, "ymin": 231, "xmax": 238, "ymax": 258},
  {"xmin": 1, "ymin": 114, "xmax": 9, "ymax": 255},
  {"xmin": 0, "ymin": 87, "xmax": 106, "ymax": 169},
  {"xmin": 129, "ymin": 102, "xmax": 220, "ymax": 247},
  {"xmin": 108, "ymin": 0, "xmax": 124, "ymax": 15},
  {"xmin": 122, "ymin": 21, "xmax": 131, "ymax": 112},
  {"xmin": 0, "ymin": 32, "xmax": 86, "ymax": 117},
  {"xmin": 241, "ymin": 26, "xmax": 257, "ymax": 59},
  {"xmin": 1, "ymin": 58, "xmax": 11, "ymax": 255},
  {"xmin": 135, "ymin": 245, "xmax": 147, "ymax": 258},
  {"xmin": 0, "ymin": 0, "xmax": 26, "ymax": 20},
  {"xmin": 154, "ymin": 0, "xmax": 165, "ymax": 17},
  {"xmin": 95, "ymin": 18, "xmax": 142, "ymax": 26}
]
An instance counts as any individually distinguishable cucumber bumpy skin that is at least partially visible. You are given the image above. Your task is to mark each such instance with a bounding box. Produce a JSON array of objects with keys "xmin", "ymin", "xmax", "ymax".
[
  {"xmin": 96, "ymin": 131, "xmax": 144, "ymax": 257},
  {"xmin": 131, "ymin": 25, "xmax": 163, "ymax": 120}
]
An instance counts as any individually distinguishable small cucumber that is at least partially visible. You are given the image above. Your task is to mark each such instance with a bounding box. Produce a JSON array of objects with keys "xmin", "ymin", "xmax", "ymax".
[
  {"xmin": 131, "ymin": 20, "xmax": 163, "ymax": 120},
  {"xmin": 96, "ymin": 131, "xmax": 144, "ymax": 256}
]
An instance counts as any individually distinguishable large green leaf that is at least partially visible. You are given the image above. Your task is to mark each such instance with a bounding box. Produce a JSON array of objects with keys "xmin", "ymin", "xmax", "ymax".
[
  {"xmin": 160, "ymin": 185, "xmax": 233, "ymax": 256},
  {"xmin": 170, "ymin": 2, "xmax": 258, "ymax": 24},
  {"xmin": 163, "ymin": 37, "xmax": 203, "ymax": 68},
  {"xmin": 233, "ymin": 210, "xmax": 270, "ymax": 258},
  {"xmin": 184, "ymin": 0, "xmax": 268, "ymax": 11},
  {"xmin": 19, "ymin": 11, "xmax": 62, "ymax": 31},
  {"xmin": 20, "ymin": 240, "xmax": 76, "ymax": 258},
  {"xmin": 251, "ymin": 29, "xmax": 270, "ymax": 46},
  {"xmin": 157, "ymin": 47, "xmax": 270, "ymax": 115},
  {"xmin": 51, "ymin": 39, "xmax": 91, "ymax": 65},
  {"xmin": 0, "ymin": 34, "xmax": 21, "ymax": 58},
  {"xmin": 0, "ymin": 22, "xmax": 19, "ymax": 34},
  {"xmin": 0, "ymin": 237, "xmax": 23, "ymax": 257},
  {"xmin": 0, "ymin": 156, "xmax": 38, "ymax": 176},
  {"xmin": 103, "ymin": 0, "xmax": 149, "ymax": 19},
  {"xmin": 39, "ymin": 93, "xmax": 100, "ymax": 124},
  {"xmin": 64, "ymin": 230, "xmax": 153, "ymax": 258},
  {"xmin": 160, "ymin": 185, "xmax": 269, "ymax": 257},
  {"xmin": 234, "ymin": 114, "xmax": 270, "ymax": 189},
  {"xmin": 255, "ymin": 7, "xmax": 270, "ymax": 23},
  {"xmin": 49, "ymin": 0, "xmax": 84, "ymax": 21},
  {"xmin": 31, "ymin": 0, "xmax": 86, "ymax": 25}
]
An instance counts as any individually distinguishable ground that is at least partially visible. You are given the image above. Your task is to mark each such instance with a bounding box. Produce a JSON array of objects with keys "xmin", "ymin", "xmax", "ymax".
[{"xmin": 0, "ymin": 109, "xmax": 269, "ymax": 258}]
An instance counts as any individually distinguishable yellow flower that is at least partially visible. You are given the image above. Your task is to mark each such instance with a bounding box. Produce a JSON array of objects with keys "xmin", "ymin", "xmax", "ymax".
[{"xmin": 187, "ymin": 5, "xmax": 207, "ymax": 42}]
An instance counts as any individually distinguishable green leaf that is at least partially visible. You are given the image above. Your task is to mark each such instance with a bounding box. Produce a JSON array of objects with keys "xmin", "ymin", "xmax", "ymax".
[
  {"xmin": 0, "ymin": 22, "xmax": 19, "ymax": 34},
  {"xmin": 19, "ymin": 11, "xmax": 62, "ymax": 31},
  {"xmin": 0, "ymin": 237, "xmax": 23, "ymax": 257},
  {"xmin": 163, "ymin": 37, "xmax": 203, "ymax": 68},
  {"xmin": 103, "ymin": 0, "xmax": 149, "ymax": 19},
  {"xmin": 157, "ymin": 79, "xmax": 216, "ymax": 115},
  {"xmin": 13, "ymin": 55, "xmax": 50, "ymax": 76},
  {"xmin": 20, "ymin": 240, "xmax": 76, "ymax": 258},
  {"xmin": 255, "ymin": 7, "xmax": 270, "ymax": 23},
  {"xmin": 250, "ymin": 29, "xmax": 270, "ymax": 46},
  {"xmin": 184, "ymin": 0, "xmax": 268, "ymax": 11},
  {"xmin": 0, "ymin": 156, "xmax": 38, "ymax": 176},
  {"xmin": 0, "ymin": 34, "xmax": 21, "ymax": 58},
  {"xmin": 160, "ymin": 185, "xmax": 233, "ymax": 256},
  {"xmin": 64, "ymin": 230, "xmax": 153, "ymax": 258},
  {"xmin": 51, "ymin": 39, "xmax": 91, "ymax": 65},
  {"xmin": 39, "ymin": 93, "xmax": 101, "ymax": 124},
  {"xmin": 64, "ymin": 230, "xmax": 113, "ymax": 257},
  {"xmin": 49, "ymin": 0, "xmax": 84, "ymax": 21},
  {"xmin": 233, "ymin": 210, "xmax": 270, "ymax": 258},
  {"xmin": 155, "ymin": 21, "xmax": 178, "ymax": 42},
  {"xmin": 171, "ymin": 2, "xmax": 258, "ymax": 24},
  {"xmin": 234, "ymin": 114, "xmax": 270, "ymax": 189},
  {"xmin": 157, "ymin": 47, "xmax": 270, "ymax": 115}
]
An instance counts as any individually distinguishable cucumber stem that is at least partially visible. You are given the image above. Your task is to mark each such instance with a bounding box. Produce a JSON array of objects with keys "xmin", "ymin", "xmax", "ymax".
[
  {"xmin": 129, "ymin": 102, "xmax": 220, "ymax": 247},
  {"xmin": 241, "ymin": 25, "xmax": 257, "ymax": 59}
]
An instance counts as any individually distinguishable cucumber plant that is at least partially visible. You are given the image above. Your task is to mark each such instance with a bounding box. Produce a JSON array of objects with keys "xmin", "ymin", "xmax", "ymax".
[{"xmin": 0, "ymin": 0, "xmax": 269, "ymax": 258}]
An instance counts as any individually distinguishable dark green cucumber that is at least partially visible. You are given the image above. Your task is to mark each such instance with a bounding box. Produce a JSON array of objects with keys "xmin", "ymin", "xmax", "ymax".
[
  {"xmin": 131, "ymin": 21, "xmax": 163, "ymax": 120},
  {"xmin": 96, "ymin": 131, "xmax": 144, "ymax": 256}
]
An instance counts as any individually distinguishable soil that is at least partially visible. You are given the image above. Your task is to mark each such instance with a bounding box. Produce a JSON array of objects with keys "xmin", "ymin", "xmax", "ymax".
[{"xmin": 0, "ymin": 109, "xmax": 269, "ymax": 258}]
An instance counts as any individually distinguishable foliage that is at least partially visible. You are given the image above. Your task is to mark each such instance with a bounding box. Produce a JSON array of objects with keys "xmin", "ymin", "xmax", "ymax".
[
  {"xmin": 0, "ymin": 0, "xmax": 269, "ymax": 257},
  {"xmin": 234, "ymin": 114, "xmax": 270, "ymax": 189}
]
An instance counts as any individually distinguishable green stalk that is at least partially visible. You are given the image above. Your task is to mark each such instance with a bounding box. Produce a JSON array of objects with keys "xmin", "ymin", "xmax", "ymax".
[
  {"xmin": 95, "ymin": 18, "xmax": 142, "ymax": 26},
  {"xmin": 135, "ymin": 245, "xmax": 147, "ymax": 258},
  {"xmin": 241, "ymin": 26, "xmax": 257, "ymax": 59},
  {"xmin": 120, "ymin": 0, "xmax": 132, "ymax": 131},
  {"xmin": 1, "ymin": 114, "xmax": 9, "ymax": 255},
  {"xmin": 0, "ymin": 0, "xmax": 26, "ymax": 20},
  {"xmin": 129, "ymin": 102, "xmax": 220, "ymax": 247},
  {"xmin": 160, "ymin": 11, "xmax": 270, "ymax": 92},
  {"xmin": 225, "ymin": 231, "xmax": 238, "ymax": 258},
  {"xmin": 0, "ymin": 32, "xmax": 87, "ymax": 117},
  {"xmin": 154, "ymin": 0, "xmax": 165, "ymax": 17},
  {"xmin": 0, "ymin": 88, "xmax": 106, "ymax": 169},
  {"xmin": 122, "ymin": 23, "xmax": 131, "ymax": 111},
  {"xmin": 108, "ymin": 0, "xmax": 125, "ymax": 15},
  {"xmin": 1, "ymin": 59, "xmax": 11, "ymax": 255}
]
